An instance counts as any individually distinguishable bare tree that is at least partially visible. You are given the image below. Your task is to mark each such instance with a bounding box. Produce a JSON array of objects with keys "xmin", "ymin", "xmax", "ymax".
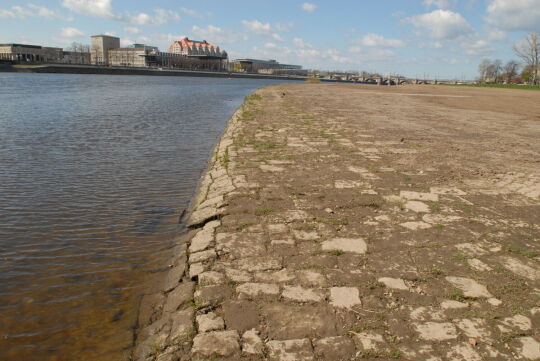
[
  {"xmin": 478, "ymin": 59, "xmax": 492, "ymax": 82},
  {"xmin": 513, "ymin": 33, "xmax": 539, "ymax": 85},
  {"xmin": 503, "ymin": 60, "xmax": 520, "ymax": 83},
  {"xmin": 492, "ymin": 59, "xmax": 503, "ymax": 82}
]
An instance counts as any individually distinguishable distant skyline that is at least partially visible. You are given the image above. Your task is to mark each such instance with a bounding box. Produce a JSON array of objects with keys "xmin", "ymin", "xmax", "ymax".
[{"xmin": 1, "ymin": 0, "xmax": 539, "ymax": 79}]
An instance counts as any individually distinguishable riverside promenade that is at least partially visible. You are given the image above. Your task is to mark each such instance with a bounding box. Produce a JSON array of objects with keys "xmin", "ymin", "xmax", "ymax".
[{"xmin": 134, "ymin": 84, "xmax": 540, "ymax": 361}]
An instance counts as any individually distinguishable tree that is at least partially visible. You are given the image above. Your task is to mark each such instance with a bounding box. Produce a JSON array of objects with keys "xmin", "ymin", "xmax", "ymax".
[
  {"xmin": 513, "ymin": 33, "xmax": 539, "ymax": 85},
  {"xmin": 503, "ymin": 60, "xmax": 520, "ymax": 83},
  {"xmin": 478, "ymin": 59, "xmax": 492, "ymax": 83}
]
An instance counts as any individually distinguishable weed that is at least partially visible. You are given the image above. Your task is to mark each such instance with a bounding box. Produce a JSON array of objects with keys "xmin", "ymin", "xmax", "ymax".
[
  {"xmin": 426, "ymin": 265, "xmax": 445, "ymax": 277},
  {"xmin": 150, "ymin": 341, "xmax": 161, "ymax": 356},
  {"xmin": 236, "ymin": 221, "xmax": 254, "ymax": 230},
  {"xmin": 329, "ymin": 249, "xmax": 345, "ymax": 256},
  {"xmin": 220, "ymin": 147, "xmax": 230, "ymax": 169},
  {"xmin": 450, "ymin": 201, "xmax": 473, "ymax": 213},
  {"xmin": 453, "ymin": 252, "xmax": 471, "ymax": 261},
  {"xmin": 254, "ymin": 206, "xmax": 273, "ymax": 216},
  {"xmin": 429, "ymin": 201, "xmax": 442, "ymax": 213},
  {"xmin": 434, "ymin": 223, "xmax": 444, "ymax": 229},
  {"xmin": 367, "ymin": 280, "xmax": 386, "ymax": 290},
  {"xmin": 448, "ymin": 289, "xmax": 466, "ymax": 302},
  {"xmin": 504, "ymin": 245, "xmax": 538, "ymax": 259},
  {"xmin": 316, "ymin": 217, "xmax": 349, "ymax": 226}
]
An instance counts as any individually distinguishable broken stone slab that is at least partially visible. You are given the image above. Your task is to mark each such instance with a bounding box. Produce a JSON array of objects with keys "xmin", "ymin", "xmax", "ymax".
[
  {"xmin": 445, "ymin": 276, "xmax": 493, "ymax": 298},
  {"xmin": 518, "ymin": 337, "xmax": 540, "ymax": 360},
  {"xmin": 262, "ymin": 303, "xmax": 338, "ymax": 339},
  {"xmin": 191, "ymin": 330, "xmax": 240, "ymax": 358},
  {"xmin": 242, "ymin": 329, "xmax": 264, "ymax": 355},
  {"xmin": 329, "ymin": 287, "xmax": 361, "ymax": 309},
  {"xmin": 196, "ymin": 312, "xmax": 225, "ymax": 333},
  {"xmin": 414, "ymin": 322, "xmax": 458, "ymax": 341},
  {"xmin": 133, "ymin": 331, "xmax": 169, "ymax": 361},
  {"xmin": 399, "ymin": 221, "xmax": 432, "ymax": 230},
  {"xmin": 498, "ymin": 315, "xmax": 532, "ymax": 332},
  {"xmin": 405, "ymin": 201, "xmax": 430, "ymax": 213},
  {"xmin": 225, "ymin": 268, "xmax": 252, "ymax": 282},
  {"xmin": 188, "ymin": 206, "xmax": 224, "ymax": 228},
  {"xmin": 189, "ymin": 249, "xmax": 216, "ymax": 264},
  {"xmin": 500, "ymin": 256, "xmax": 540, "ymax": 281},
  {"xmin": 454, "ymin": 318, "xmax": 492, "ymax": 340},
  {"xmin": 353, "ymin": 331, "xmax": 384, "ymax": 351},
  {"xmin": 321, "ymin": 237, "xmax": 367, "ymax": 254},
  {"xmin": 266, "ymin": 339, "xmax": 314, "ymax": 361},
  {"xmin": 267, "ymin": 223, "xmax": 289, "ymax": 234},
  {"xmin": 189, "ymin": 262, "xmax": 206, "ymax": 279},
  {"xmin": 378, "ymin": 277, "xmax": 408, "ymax": 291},
  {"xmin": 163, "ymin": 263, "xmax": 186, "ymax": 292},
  {"xmin": 163, "ymin": 282, "xmax": 195, "ymax": 313},
  {"xmin": 237, "ymin": 257, "xmax": 282, "ymax": 272},
  {"xmin": 282, "ymin": 285, "xmax": 324, "ymax": 302},
  {"xmin": 430, "ymin": 187, "xmax": 466, "ymax": 196},
  {"xmin": 292, "ymin": 229, "xmax": 319, "ymax": 241},
  {"xmin": 189, "ymin": 226, "xmax": 215, "ymax": 254},
  {"xmin": 400, "ymin": 190, "xmax": 439, "ymax": 202},
  {"xmin": 237, "ymin": 283, "xmax": 280, "ymax": 299},
  {"xmin": 255, "ymin": 269, "xmax": 296, "ymax": 283},
  {"xmin": 422, "ymin": 214, "xmax": 462, "ymax": 224},
  {"xmin": 198, "ymin": 271, "xmax": 225, "ymax": 285},
  {"xmin": 198, "ymin": 195, "xmax": 225, "ymax": 210},
  {"xmin": 467, "ymin": 258, "xmax": 492, "ymax": 272},
  {"xmin": 313, "ymin": 336, "xmax": 356, "ymax": 361},
  {"xmin": 260, "ymin": 164, "xmax": 285, "ymax": 172},
  {"xmin": 445, "ymin": 344, "xmax": 482, "ymax": 361},
  {"xmin": 296, "ymin": 270, "xmax": 327, "ymax": 287},
  {"xmin": 441, "ymin": 300, "xmax": 469, "ymax": 310},
  {"xmin": 169, "ymin": 308, "xmax": 195, "ymax": 344}
]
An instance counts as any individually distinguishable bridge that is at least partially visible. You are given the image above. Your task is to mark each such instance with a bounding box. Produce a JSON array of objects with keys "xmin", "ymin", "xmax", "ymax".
[{"xmin": 319, "ymin": 73, "xmax": 466, "ymax": 85}]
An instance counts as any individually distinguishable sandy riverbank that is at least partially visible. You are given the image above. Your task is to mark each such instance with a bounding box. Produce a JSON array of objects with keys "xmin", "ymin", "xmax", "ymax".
[{"xmin": 133, "ymin": 83, "xmax": 539, "ymax": 361}]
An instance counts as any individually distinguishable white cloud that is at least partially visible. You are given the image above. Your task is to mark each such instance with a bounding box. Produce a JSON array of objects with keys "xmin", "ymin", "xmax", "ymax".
[
  {"xmin": 423, "ymin": 0, "xmax": 453, "ymax": 9},
  {"xmin": 406, "ymin": 10, "xmax": 473, "ymax": 40},
  {"xmin": 302, "ymin": 2, "xmax": 317, "ymax": 12},
  {"xmin": 356, "ymin": 33, "xmax": 406, "ymax": 48},
  {"xmin": 485, "ymin": 28, "xmax": 507, "ymax": 41},
  {"xmin": 349, "ymin": 47, "xmax": 396, "ymax": 61},
  {"xmin": 181, "ymin": 7, "xmax": 202, "ymax": 19},
  {"xmin": 241, "ymin": 20, "xmax": 285, "ymax": 42},
  {"xmin": 293, "ymin": 37, "xmax": 314, "ymax": 49},
  {"xmin": 62, "ymin": 0, "xmax": 180, "ymax": 25},
  {"xmin": 460, "ymin": 39, "xmax": 495, "ymax": 55},
  {"xmin": 62, "ymin": 0, "xmax": 113, "ymax": 18},
  {"xmin": 61, "ymin": 27, "xmax": 86, "ymax": 38},
  {"xmin": 190, "ymin": 25, "xmax": 247, "ymax": 44},
  {"xmin": 0, "ymin": 3, "xmax": 71, "ymax": 20},
  {"xmin": 486, "ymin": 0, "xmax": 540, "ymax": 32},
  {"xmin": 124, "ymin": 26, "xmax": 141, "ymax": 35}
]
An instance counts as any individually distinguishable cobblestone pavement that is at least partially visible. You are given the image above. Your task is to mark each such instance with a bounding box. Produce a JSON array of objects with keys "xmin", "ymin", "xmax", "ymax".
[{"xmin": 133, "ymin": 84, "xmax": 540, "ymax": 361}]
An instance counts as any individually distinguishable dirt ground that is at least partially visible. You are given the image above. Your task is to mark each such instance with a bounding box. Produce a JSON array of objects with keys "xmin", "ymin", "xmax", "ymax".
[{"xmin": 135, "ymin": 84, "xmax": 540, "ymax": 361}]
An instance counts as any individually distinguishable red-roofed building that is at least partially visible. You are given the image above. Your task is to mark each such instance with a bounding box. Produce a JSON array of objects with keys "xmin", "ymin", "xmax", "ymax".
[{"xmin": 169, "ymin": 38, "xmax": 226, "ymax": 58}]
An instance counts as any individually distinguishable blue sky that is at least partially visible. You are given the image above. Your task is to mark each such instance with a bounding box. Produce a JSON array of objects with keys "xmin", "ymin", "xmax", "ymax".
[{"xmin": 1, "ymin": 0, "xmax": 539, "ymax": 79}]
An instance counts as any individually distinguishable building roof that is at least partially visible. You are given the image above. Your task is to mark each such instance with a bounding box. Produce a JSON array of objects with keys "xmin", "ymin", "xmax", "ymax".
[
  {"xmin": 0, "ymin": 43, "xmax": 42, "ymax": 49},
  {"xmin": 173, "ymin": 37, "xmax": 219, "ymax": 50},
  {"xmin": 91, "ymin": 35, "xmax": 120, "ymax": 39}
]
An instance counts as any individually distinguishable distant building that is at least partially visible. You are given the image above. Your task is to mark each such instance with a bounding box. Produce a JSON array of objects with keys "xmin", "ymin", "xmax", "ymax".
[
  {"xmin": 108, "ymin": 44, "xmax": 160, "ymax": 67},
  {"xmin": 232, "ymin": 58, "xmax": 306, "ymax": 76},
  {"xmin": 90, "ymin": 35, "xmax": 120, "ymax": 65},
  {"xmin": 127, "ymin": 44, "xmax": 159, "ymax": 52},
  {"xmin": 61, "ymin": 51, "xmax": 91, "ymax": 65},
  {"xmin": 0, "ymin": 43, "xmax": 63, "ymax": 62},
  {"xmin": 168, "ymin": 37, "xmax": 228, "ymax": 71}
]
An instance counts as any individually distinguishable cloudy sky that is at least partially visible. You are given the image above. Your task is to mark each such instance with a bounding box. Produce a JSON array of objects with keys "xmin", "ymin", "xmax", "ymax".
[{"xmin": 1, "ymin": 0, "xmax": 539, "ymax": 79}]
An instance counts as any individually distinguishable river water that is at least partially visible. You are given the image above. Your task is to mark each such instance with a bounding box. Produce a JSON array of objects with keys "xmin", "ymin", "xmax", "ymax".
[{"xmin": 0, "ymin": 73, "xmax": 287, "ymax": 361}]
